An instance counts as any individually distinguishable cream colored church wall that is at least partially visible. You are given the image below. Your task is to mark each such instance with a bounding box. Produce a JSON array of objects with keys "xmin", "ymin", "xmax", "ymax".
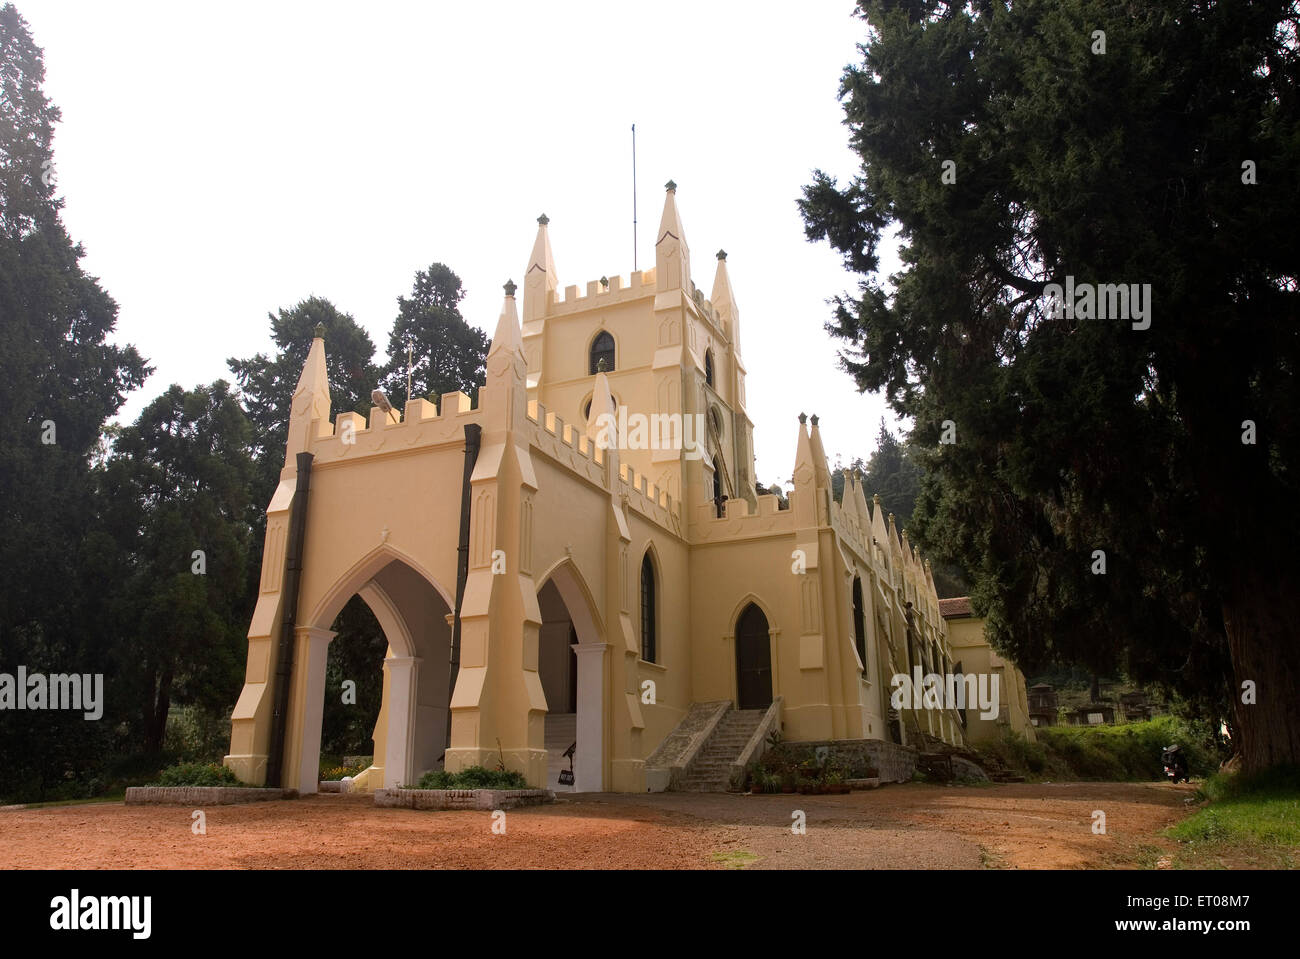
[
  {"xmin": 293, "ymin": 452, "xmax": 463, "ymax": 632},
  {"xmin": 946, "ymin": 615, "xmax": 1036, "ymax": 744},
  {"xmin": 528, "ymin": 456, "xmax": 608, "ymax": 607},
  {"xmin": 625, "ymin": 516, "xmax": 693, "ymax": 767},
  {"xmin": 685, "ymin": 526, "xmax": 797, "ymax": 710},
  {"xmin": 535, "ymin": 290, "xmax": 692, "ymax": 500}
]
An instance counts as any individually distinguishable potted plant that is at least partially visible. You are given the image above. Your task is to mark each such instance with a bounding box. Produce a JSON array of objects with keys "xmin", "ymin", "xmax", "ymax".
[
  {"xmin": 749, "ymin": 768, "xmax": 768, "ymax": 794},
  {"xmin": 781, "ymin": 771, "xmax": 797, "ymax": 793},
  {"xmin": 799, "ymin": 754, "xmax": 821, "ymax": 782},
  {"xmin": 826, "ymin": 768, "xmax": 849, "ymax": 794}
]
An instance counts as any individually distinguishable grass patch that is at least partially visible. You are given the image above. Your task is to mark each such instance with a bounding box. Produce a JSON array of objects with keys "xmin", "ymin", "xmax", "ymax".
[
  {"xmin": 711, "ymin": 850, "xmax": 759, "ymax": 870},
  {"xmin": 411, "ymin": 766, "xmax": 529, "ymax": 790},
  {"xmin": 1164, "ymin": 765, "xmax": 1300, "ymax": 868},
  {"xmin": 978, "ymin": 847, "xmax": 1009, "ymax": 869}
]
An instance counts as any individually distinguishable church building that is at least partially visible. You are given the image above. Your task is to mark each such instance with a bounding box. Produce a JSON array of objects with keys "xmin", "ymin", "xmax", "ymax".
[{"xmin": 225, "ymin": 182, "xmax": 1007, "ymax": 794}]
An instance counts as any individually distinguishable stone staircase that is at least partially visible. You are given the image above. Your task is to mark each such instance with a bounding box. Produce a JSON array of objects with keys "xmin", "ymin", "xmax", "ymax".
[
  {"xmin": 545, "ymin": 712, "xmax": 577, "ymax": 792},
  {"xmin": 674, "ymin": 708, "xmax": 767, "ymax": 792}
]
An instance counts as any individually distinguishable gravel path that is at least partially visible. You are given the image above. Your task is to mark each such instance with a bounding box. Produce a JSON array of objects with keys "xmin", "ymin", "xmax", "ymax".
[{"xmin": 0, "ymin": 781, "xmax": 1196, "ymax": 869}]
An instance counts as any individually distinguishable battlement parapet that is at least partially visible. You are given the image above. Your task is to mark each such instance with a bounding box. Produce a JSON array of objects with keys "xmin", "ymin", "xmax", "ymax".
[
  {"xmin": 307, "ymin": 390, "xmax": 482, "ymax": 466},
  {"xmin": 544, "ymin": 269, "xmax": 658, "ymax": 318},
  {"xmin": 690, "ymin": 493, "xmax": 794, "ymax": 543}
]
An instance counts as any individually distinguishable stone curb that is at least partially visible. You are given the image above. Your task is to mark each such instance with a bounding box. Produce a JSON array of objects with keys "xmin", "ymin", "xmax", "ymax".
[
  {"xmin": 846, "ymin": 777, "xmax": 882, "ymax": 789},
  {"xmin": 125, "ymin": 786, "xmax": 292, "ymax": 805},
  {"xmin": 374, "ymin": 787, "xmax": 554, "ymax": 810}
]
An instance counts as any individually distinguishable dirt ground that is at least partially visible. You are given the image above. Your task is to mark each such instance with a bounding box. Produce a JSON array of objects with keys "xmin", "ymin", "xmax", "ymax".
[{"xmin": 0, "ymin": 781, "xmax": 1200, "ymax": 869}]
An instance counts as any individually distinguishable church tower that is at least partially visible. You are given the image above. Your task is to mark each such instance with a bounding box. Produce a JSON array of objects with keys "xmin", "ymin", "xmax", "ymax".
[{"xmin": 521, "ymin": 181, "xmax": 756, "ymax": 517}]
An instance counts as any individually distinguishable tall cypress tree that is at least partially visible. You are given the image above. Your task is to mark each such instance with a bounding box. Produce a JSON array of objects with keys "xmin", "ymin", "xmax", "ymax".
[
  {"xmin": 0, "ymin": 4, "xmax": 149, "ymax": 798},
  {"xmin": 800, "ymin": 0, "xmax": 1296, "ymax": 769}
]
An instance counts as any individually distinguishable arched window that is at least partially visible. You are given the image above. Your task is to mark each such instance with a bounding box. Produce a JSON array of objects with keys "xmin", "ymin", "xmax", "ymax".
[
  {"xmin": 589, "ymin": 331, "xmax": 615, "ymax": 375},
  {"xmin": 852, "ymin": 576, "xmax": 867, "ymax": 675},
  {"xmin": 704, "ymin": 349, "xmax": 715, "ymax": 387},
  {"xmin": 640, "ymin": 553, "xmax": 657, "ymax": 663}
]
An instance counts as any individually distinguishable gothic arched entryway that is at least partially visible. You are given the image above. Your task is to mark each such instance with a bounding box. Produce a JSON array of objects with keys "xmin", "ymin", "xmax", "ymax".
[
  {"xmin": 535, "ymin": 560, "xmax": 606, "ymax": 792},
  {"xmin": 735, "ymin": 602, "xmax": 773, "ymax": 710}
]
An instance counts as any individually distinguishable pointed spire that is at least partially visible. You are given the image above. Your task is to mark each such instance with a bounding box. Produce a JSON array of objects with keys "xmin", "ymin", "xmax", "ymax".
[
  {"xmin": 655, "ymin": 180, "xmax": 691, "ymax": 292},
  {"xmin": 489, "ymin": 280, "xmax": 523, "ymax": 358},
  {"xmin": 792, "ymin": 413, "xmax": 818, "ymax": 526},
  {"xmin": 524, "ymin": 213, "xmax": 558, "ymax": 324},
  {"xmin": 710, "ymin": 249, "xmax": 740, "ymax": 351},
  {"xmin": 806, "ymin": 414, "xmax": 833, "ymax": 491},
  {"xmin": 285, "ymin": 328, "xmax": 332, "ymax": 462},
  {"xmin": 842, "ymin": 469, "xmax": 866, "ymax": 526},
  {"xmin": 870, "ymin": 492, "xmax": 886, "ymax": 531},
  {"xmin": 852, "ymin": 469, "xmax": 872, "ymax": 530}
]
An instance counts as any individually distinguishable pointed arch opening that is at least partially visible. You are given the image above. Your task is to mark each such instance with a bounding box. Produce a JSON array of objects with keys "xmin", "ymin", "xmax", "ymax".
[
  {"xmin": 589, "ymin": 330, "xmax": 616, "ymax": 374},
  {"xmin": 704, "ymin": 348, "xmax": 715, "ymax": 387},
  {"xmin": 535, "ymin": 559, "xmax": 606, "ymax": 793},
  {"xmin": 734, "ymin": 602, "xmax": 773, "ymax": 710},
  {"xmin": 640, "ymin": 549, "xmax": 658, "ymax": 664},
  {"xmin": 295, "ymin": 548, "xmax": 454, "ymax": 793},
  {"xmin": 852, "ymin": 575, "xmax": 868, "ymax": 677}
]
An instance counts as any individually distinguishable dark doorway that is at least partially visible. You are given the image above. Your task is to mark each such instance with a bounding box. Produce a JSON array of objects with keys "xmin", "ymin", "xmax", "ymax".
[
  {"xmin": 735, "ymin": 603, "xmax": 773, "ymax": 710},
  {"xmin": 852, "ymin": 576, "xmax": 867, "ymax": 675}
]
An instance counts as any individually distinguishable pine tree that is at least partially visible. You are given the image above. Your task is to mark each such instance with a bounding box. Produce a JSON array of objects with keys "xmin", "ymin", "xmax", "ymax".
[
  {"xmin": 379, "ymin": 263, "xmax": 488, "ymax": 411},
  {"xmin": 800, "ymin": 0, "xmax": 1295, "ymax": 769},
  {"xmin": 0, "ymin": 4, "xmax": 149, "ymax": 799}
]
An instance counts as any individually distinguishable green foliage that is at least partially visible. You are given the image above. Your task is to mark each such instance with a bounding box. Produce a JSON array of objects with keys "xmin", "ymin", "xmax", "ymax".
[
  {"xmin": 0, "ymin": 4, "xmax": 149, "ymax": 800},
  {"xmin": 978, "ymin": 730, "xmax": 1051, "ymax": 776},
  {"xmin": 800, "ymin": 0, "xmax": 1300, "ymax": 765},
  {"xmin": 164, "ymin": 705, "xmax": 234, "ymax": 763},
  {"xmin": 320, "ymin": 755, "xmax": 371, "ymax": 781},
  {"xmin": 413, "ymin": 766, "xmax": 529, "ymax": 790},
  {"xmin": 100, "ymin": 381, "xmax": 256, "ymax": 753},
  {"xmin": 832, "ymin": 419, "xmax": 969, "ymax": 596},
  {"xmin": 152, "ymin": 761, "xmax": 246, "ymax": 788},
  {"xmin": 227, "ymin": 297, "xmax": 379, "ymax": 469},
  {"xmin": 379, "ymin": 263, "xmax": 489, "ymax": 411},
  {"xmin": 320, "ymin": 596, "xmax": 387, "ymax": 756},
  {"xmin": 1169, "ymin": 766, "xmax": 1300, "ymax": 849},
  {"xmin": 1034, "ymin": 716, "xmax": 1222, "ymax": 781}
]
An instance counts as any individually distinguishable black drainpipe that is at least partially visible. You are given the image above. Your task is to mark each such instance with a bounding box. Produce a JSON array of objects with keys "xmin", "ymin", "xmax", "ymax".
[
  {"xmin": 446, "ymin": 423, "xmax": 482, "ymax": 750},
  {"xmin": 266, "ymin": 451, "xmax": 314, "ymax": 788}
]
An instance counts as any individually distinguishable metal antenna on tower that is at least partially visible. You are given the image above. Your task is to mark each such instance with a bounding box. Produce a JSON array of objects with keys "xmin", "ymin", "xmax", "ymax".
[
  {"xmin": 406, "ymin": 338, "xmax": 413, "ymax": 404},
  {"xmin": 626, "ymin": 122, "xmax": 631, "ymax": 268}
]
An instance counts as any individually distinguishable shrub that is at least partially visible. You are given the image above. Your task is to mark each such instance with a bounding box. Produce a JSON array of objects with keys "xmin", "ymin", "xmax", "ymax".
[
  {"xmin": 320, "ymin": 755, "xmax": 371, "ymax": 780},
  {"xmin": 1034, "ymin": 715, "xmax": 1222, "ymax": 781},
  {"xmin": 412, "ymin": 765, "xmax": 529, "ymax": 790},
  {"xmin": 164, "ymin": 705, "xmax": 232, "ymax": 763},
  {"xmin": 152, "ymin": 761, "xmax": 246, "ymax": 788}
]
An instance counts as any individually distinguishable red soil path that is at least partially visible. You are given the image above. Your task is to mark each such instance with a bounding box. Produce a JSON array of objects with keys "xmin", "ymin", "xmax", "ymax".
[{"xmin": 0, "ymin": 781, "xmax": 1197, "ymax": 869}]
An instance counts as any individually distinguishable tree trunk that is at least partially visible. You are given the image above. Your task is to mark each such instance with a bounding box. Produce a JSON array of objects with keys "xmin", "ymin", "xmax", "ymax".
[
  {"xmin": 144, "ymin": 665, "xmax": 173, "ymax": 755},
  {"xmin": 1222, "ymin": 567, "xmax": 1300, "ymax": 772}
]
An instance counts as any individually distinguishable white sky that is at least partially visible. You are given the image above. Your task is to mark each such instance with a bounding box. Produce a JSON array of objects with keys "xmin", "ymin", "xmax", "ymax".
[{"xmin": 19, "ymin": 0, "xmax": 903, "ymax": 485}]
